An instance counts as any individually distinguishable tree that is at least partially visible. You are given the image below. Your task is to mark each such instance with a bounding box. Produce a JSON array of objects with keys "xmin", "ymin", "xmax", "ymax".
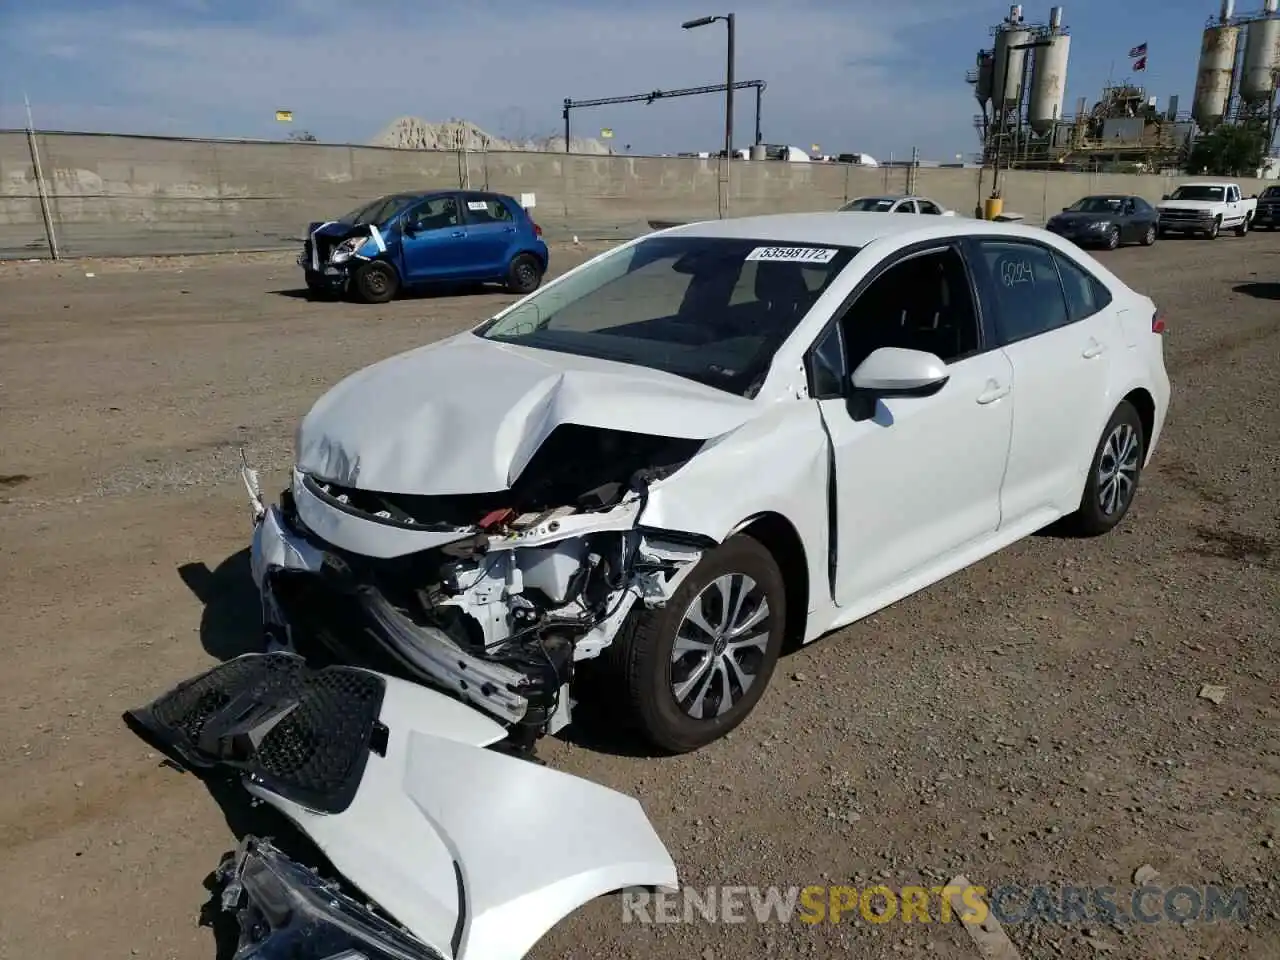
[
  {"xmin": 286, "ymin": 130, "xmax": 318, "ymax": 142},
  {"xmin": 1187, "ymin": 125, "xmax": 1266, "ymax": 177}
]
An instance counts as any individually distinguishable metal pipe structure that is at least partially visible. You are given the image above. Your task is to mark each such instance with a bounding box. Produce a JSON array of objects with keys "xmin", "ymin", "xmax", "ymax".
[
  {"xmin": 991, "ymin": 38, "xmax": 1051, "ymax": 198},
  {"xmin": 561, "ymin": 79, "xmax": 766, "ymax": 154}
]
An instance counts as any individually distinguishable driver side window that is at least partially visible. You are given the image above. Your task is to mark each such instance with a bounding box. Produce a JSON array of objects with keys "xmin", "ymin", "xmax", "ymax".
[
  {"xmin": 404, "ymin": 195, "xmax": 460, "ymax": 232},
  {"xmin": 806, "ymin": 246, "xmax": 981, "ymax": 399}
]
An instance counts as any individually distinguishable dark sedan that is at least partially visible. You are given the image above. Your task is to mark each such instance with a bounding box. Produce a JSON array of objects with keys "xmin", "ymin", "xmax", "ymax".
[{"xmin": 1044, "ymin": 195, "xmax": 1159, "ymax": 250}]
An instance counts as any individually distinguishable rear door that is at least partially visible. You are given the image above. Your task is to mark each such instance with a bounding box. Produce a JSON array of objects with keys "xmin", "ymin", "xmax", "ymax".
[
  {"xmin": 460, "ymin": 194, "xmax": 520, "ymax": 277},
  {"xmin": 399, "ymin": 194, "xmax": 470, "ymax": 283},
  {"xmin": 966, "ymin": 237, "xmax": 1116, "ymax": 526}
]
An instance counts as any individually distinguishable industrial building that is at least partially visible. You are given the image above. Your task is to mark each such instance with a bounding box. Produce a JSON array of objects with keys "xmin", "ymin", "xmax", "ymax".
[{"xmin": 967, "ymin": 1, "xmax": 1280, "ymax": 172}]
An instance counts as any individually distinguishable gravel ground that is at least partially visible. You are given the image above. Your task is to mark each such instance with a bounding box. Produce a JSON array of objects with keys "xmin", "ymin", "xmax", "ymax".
[{"xmin": 0, "ymin": 234, "xmax": 1277, "ymax": 960}]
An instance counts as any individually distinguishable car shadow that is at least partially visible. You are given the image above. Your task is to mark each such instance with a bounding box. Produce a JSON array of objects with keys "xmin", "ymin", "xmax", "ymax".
[
  {"xmin": 270, "ymin": 282, "xmax": 507, "ymax": 302},
  {"xmin": 178, "ymin": 551, "xmax": 264, "ymax": 661},
  {"xmin": 1232, "ymin": 282, "xmax": 1280, "ymax": 301}
]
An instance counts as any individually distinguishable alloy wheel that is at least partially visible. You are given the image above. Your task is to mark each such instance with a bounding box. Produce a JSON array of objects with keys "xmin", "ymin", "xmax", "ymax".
[
  {"xmin": 670, "ymin": 573, "xmax": 772, "ymax": 720},
  {"xmin": 1097, "ymin": 423, "xmax": 1140, "ymax": 516}
]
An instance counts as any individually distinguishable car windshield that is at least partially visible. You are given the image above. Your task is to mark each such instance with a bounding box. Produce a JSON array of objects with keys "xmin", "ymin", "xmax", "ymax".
[
  {"xmin": 1261, "ymin": 186, "xmax": 1280, "ymax": 199},
  {"xmin": 840, "ymin": 197, "xmax": 896, "ymax": 212},
  {"xmin": 474, "ymin": 235, "xmax": 859, "ymax": 396},
  {"xmin": 1068, "ymin": 197, "xmax": 1124, "ymax": 213},
  {"xmin": 1169, "ymin": 185, "xmax": 1225, "ymax": 201},
  {"xmin": 337, "ymin": 195, "xmax": 412, "ymax": 226}
]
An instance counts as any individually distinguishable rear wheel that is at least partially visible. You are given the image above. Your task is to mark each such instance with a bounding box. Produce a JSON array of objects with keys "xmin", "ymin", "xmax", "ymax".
[
  {"xmin": 1140, "ymin": 224, "xmax": 1157, "ymax": 246},
  {"xmin": 1062, "ymin": 401, "xmax": 1145, "ymax": 537},
  {"xmin": 607, "ymin": 534, "xmax": 786, "ymax": 753},
  {"xmin": 1234, "ymin": 215, "xmax": 1250, "ymax": 237},
  {"xmin": 353, "ymin": 261, "xmax": 399, "ymax": 304},
  {"xmin": 506, "ymin": 253, "xmax": 543, "ymax": 294}
]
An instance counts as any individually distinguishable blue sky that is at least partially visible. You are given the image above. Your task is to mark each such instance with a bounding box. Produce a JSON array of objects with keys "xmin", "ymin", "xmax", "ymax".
[{"xmin": 0, "ymin": 0, "xmax": 1239, "ymax": 159}]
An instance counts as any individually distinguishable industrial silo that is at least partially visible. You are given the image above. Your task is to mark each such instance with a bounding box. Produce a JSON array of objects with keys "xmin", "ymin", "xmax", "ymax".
[
  {"xmin": 975, "ymin": 50, "xmax": 995, "ymax": 105},
  {"xmin": 1192, "ymin": 0, "xmax": 1242, "ymax": 129},
  {"xmin": 1028, "ymin": 7, "xmax": 1071, "ymax": 134},
  {"xmin": 992, "ymin": 5, "xmax": 1033, "ymax": 108},
  {"xmin": 1240, "ymin": 0, "xmax": 1279, "ymax": 103}
]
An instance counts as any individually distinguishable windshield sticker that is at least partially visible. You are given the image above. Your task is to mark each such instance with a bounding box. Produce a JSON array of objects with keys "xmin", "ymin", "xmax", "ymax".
[
  {"xmin": 745, "ymin": 246, "xmax": 839, "ymax": 263},
  {"xmin": 467, "ymin": 201, "xmax": 490, "ymax": 211}
]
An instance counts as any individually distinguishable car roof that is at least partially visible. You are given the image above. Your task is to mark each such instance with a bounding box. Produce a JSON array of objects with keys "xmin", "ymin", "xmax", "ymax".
[
  {"xmin": 656, "ymin": 211, "xmax": 1037, "ymax": 248},
  {"xmin": 1079, "ymin": 194, "xmax": 1135, "ymax": 200}
]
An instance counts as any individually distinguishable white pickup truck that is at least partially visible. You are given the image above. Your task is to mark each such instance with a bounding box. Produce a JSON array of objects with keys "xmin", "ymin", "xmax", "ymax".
[{"xmin": 1156, "ymin": 181, "xmax": 1257, "ymax": 239}]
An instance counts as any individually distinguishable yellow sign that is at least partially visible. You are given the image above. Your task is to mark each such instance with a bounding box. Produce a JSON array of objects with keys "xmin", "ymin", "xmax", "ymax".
[
  {"xmin": 275, "ymin": 110, "xmax": 293, "ymax": 122},
  {"xmin": 600, "ymin": 128, "xmax": 614, "ymax": 139}
]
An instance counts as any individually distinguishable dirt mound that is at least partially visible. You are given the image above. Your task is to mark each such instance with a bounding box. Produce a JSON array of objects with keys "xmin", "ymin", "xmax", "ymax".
[{"xmin": 372, "ymin": 116, "xmax": 611, "ymax": 154}]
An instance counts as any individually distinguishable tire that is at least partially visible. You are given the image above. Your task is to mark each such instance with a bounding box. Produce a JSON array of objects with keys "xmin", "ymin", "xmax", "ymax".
[
  {"xmin": 607, "ymin": 533, "xmax": 787, "ymax": 753},
  {"xmin": 1062, "ymin": 401, "xmax": 1146, "ymax": 537},
  {"xmin": 1207, "ymin": 217, "xmax": 1221, "ymax": 239},
  {"xmin": 1140, "ymin": 224, "xmax": 1157, "ymax": 246},
  {"xmin": 352, "ymin": 261, "xmax": 399, "ymax": 304},
  {"xmin": 1105, "ymin": 226, "xmax": 1120, "ymax": 250},
  {"xmin": 506, "ymin": 253, "xmax": 543, "ymax": 295},
  {"xmin": 1234, "ymin": 215, "xmax": 1250, "ymax": 237}
]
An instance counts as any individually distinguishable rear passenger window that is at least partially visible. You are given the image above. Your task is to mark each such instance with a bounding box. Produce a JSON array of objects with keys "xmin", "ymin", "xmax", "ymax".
[
  {"xmin": 973, "ymin": 240, "xmax": 1069, "ymax": 344},
  {"xmin": 465, "ymin": 197, "xmax": 514, "ymax": 224},
  {"xmin": 1053, "ymin": 252, "xmax": 1113, "ymax": 321}
]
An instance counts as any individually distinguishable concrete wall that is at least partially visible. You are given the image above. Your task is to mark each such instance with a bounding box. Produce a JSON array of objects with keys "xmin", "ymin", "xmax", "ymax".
[{"xmin": 1, "ymin": 130, "xmax": 1273, "ymax": 259}]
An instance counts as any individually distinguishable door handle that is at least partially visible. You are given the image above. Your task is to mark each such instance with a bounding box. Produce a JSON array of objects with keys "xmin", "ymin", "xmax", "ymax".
[
  {"xmin": 976, "ymin": 380, "xmax": 1010, "ymax": 404},
  {"xmin": 1082, "ymin": 339, "xmax": 1105, "ymax": 359},
  {"xmin": 451, "ymin": 230, "xmax": 465, "ymax": 238},
  {"xmin": 502, "ymin": 226, "xmax": 516, "ymax": 233}
]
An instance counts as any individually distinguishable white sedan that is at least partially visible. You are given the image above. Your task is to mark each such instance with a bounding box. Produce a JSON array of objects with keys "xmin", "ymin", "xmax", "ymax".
[
  {"xmin": 240, "ymin": 212, "xmax": 1171, "ymax": 759},
  {"xmin": 839, "ymin": 193, "xmax": 957, "ymax": 215}
]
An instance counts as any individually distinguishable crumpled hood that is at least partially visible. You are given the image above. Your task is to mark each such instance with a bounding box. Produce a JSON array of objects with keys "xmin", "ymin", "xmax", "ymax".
[{"xmin": 296, "ymin": 332, "xmax": 758, "ymax": 495}]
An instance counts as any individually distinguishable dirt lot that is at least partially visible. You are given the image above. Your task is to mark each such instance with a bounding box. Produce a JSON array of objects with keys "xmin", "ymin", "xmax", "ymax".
[{"xmin": 1, "ymin": 234, "xmax": 1277, "ymax": 960}]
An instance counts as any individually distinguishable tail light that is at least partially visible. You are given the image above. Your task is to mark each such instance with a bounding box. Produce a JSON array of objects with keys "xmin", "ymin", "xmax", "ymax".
[
  {"xmin": 1151, "ymin": 311, "xmax": 1166, "ymax": 334},
  {"xmin": 532, "ymin": 222, "xmax": 543, "ymax": 237}
]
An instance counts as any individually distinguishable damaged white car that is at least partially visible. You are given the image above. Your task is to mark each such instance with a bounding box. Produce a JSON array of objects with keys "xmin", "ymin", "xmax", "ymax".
[{"xmin": 242, "ymin": 211, "xmax": 1171, "ymax": 757}]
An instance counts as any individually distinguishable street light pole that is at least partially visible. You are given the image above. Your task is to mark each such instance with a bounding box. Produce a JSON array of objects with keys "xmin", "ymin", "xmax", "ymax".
[{"xmin": 682, "ymin": 13, "xmax": 736, "ymax": 161}]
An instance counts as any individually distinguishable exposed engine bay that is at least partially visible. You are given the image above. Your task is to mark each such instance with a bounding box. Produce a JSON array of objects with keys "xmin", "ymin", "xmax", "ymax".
[{"xmin": 245, "ymin": 424, "xmax": 712, "ymax": 754}]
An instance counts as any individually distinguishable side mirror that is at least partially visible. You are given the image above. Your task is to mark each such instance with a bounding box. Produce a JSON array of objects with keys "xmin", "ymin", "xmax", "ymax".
[
  {"xmin": 1062, "ymin": 206, "xmax": 1069, "ymax": 212},
  {"xmin": 850, "ymin": 347, "xmax": 949, "ymax": 398},
  {"xmin": 1161, "ymin": 194, "xmax": 1170, "ymax": 200}
]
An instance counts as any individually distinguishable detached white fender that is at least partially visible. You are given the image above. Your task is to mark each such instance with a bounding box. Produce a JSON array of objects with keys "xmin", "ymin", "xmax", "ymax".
[
  {"xmin": 125, "ymin": 656, "xmax": 678, "ymax": 960},
  {"xmin": 250, "ymin": 674, "xmax": 679, "ymax": 960}
]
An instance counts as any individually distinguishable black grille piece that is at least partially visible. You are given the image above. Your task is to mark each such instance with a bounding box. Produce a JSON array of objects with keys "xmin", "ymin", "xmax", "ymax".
[{"xmin": 124, "ymin": 652, "xmax": 386, "ymax": 814}]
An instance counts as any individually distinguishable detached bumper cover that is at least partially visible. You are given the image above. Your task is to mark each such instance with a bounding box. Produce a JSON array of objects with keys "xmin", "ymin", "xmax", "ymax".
[{"xmin": 125, "ymin": 653, "xmax": 678, "ymax": 960}]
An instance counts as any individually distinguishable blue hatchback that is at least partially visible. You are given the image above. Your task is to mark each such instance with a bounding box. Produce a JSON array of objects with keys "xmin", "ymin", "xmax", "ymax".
[{"xmin": 300, "ymin": 190, "xmax": 550, "ymax": 303}]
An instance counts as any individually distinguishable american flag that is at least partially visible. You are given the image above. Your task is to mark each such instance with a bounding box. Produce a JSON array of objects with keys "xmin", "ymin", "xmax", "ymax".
[
  {"xmin": 1128, "ymin": 42, "xmax": 1147, "ymax": 58},
  {"xmin": 1133, "ymin": 55, "xmax": 1148, "ymax": 71}
]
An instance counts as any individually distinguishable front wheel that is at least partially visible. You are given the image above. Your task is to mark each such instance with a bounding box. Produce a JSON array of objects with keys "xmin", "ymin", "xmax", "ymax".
[
  {"xmin": 1140, "ymin": 224, "xmax": 1157, "ymax": 246},
  {"xmin": 1207, "ymin": 217, "xmax": 1221, "ymax": 239},
  {"xmin": 352, "ymin": 261, "xmax": 399, "ymax": 304},
  {"xmin": 608, "ymin": 533, "xmax": 787, "ymax": 753},
  {"xmin": 506, "ymin": 253, "xmax": 543, "ymax": 294},
  {"xmin": 1062, "ymin": 401, "xmax": 1146, "ymax": 537},
  {"xmin": 1105, "ymin": 226, "xmax": 1120, "ymax": 250}
]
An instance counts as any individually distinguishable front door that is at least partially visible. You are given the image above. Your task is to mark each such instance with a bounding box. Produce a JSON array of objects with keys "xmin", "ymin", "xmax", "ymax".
[
  {"xmin": 399, "ymin": 195, "xmax": 469, "ymax": 283},
  {"xmin": 965, "ymin": 238, "xmax": 1116, "ymax": 525},
  {"xmin": 813, "ymin": 243, "xmax": 1014, "ymax": 609}
]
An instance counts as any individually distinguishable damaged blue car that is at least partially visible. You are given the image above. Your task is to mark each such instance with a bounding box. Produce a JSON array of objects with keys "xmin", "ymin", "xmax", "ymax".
[{"xmin": 301, "ymin": 189, "xmax": 549, "ymax": 303}]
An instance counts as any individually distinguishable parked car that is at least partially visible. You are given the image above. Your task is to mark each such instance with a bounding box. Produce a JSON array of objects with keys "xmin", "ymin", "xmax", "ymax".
[
  {"xmin": 1156, "ymin": 181, "xmax": 1256, "ymax": 238},
  {"xmin": 1044, "ymin": 195, "xmax": 1159, "ymax": 249},
  {"xmin": 1252, "ymin": 184, "xmax": 1280, "ymax": 230},
  {"xmin": 240, "ymin": 213, "xmax": 1170, "ymax": 762},
  {"xmin": 301, "ymin": 190, "xmax": 549, "ymax": 303},
  {"xmin": 839, "ymin": 194, "xmax": 956, "ymax": 215}
]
